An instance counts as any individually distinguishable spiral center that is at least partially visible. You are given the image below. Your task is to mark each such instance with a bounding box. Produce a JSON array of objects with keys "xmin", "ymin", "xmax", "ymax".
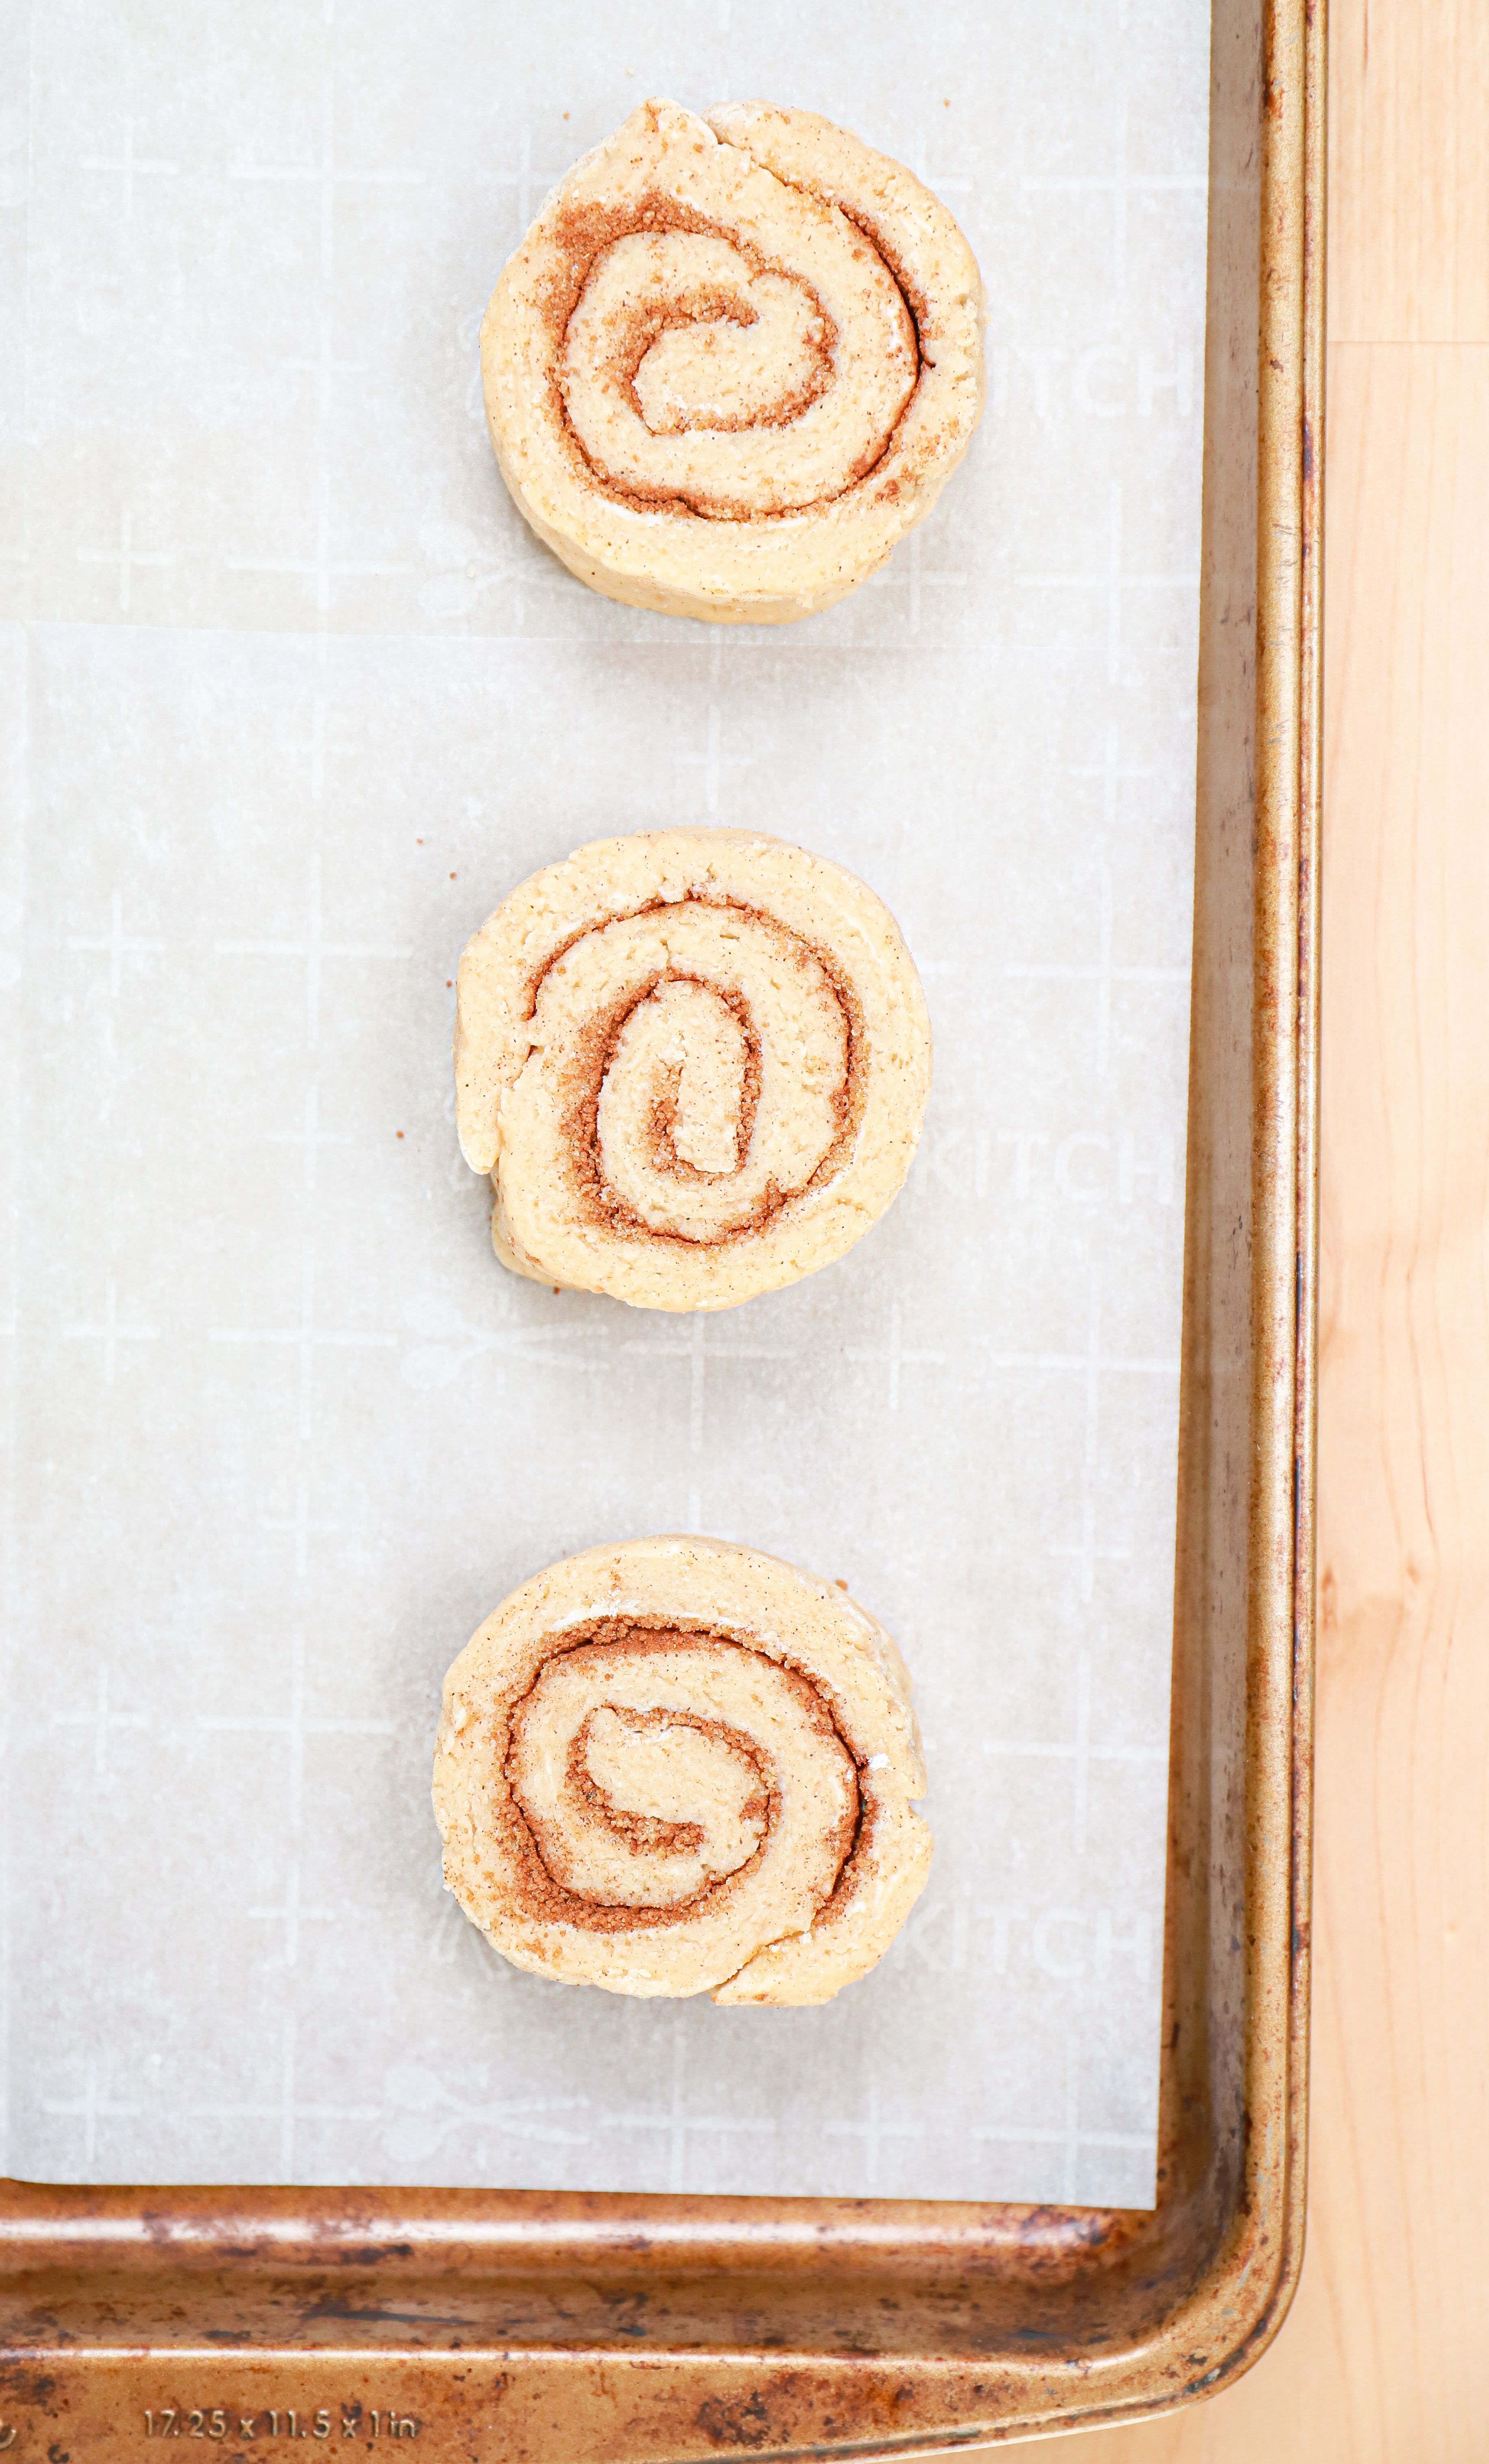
[
  {"xmin": 554, "ymin": 199, "xmax": 916, "ymax": 519},
  {"xmin": 503, "ymin": 1625, "xmax": 859, "ymax": 1930},
  {"xmin": 599, "ymin": 975, "xmax": 758, "ymax": 1188},
  {"xmin": 627, "ymin": 262, "xmax": 832, "ymax": 436},
  {"xmin": 577, "ymin": 1706, "xmax": 769, "ymax": 1896},
  {"xmin": 535, "ymin": 900, "xmax": 861, "ymax": 1248}
]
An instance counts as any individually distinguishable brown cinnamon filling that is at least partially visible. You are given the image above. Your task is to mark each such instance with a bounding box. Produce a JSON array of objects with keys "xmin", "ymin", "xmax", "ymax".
[
  {"xmin": 804, "ymin": 1792, "xmax": 880, "ymax": 1936},
  {"xmin": 538, "ymin": 170, "xmax": 928, "ymax": 522},
  {"xmin": 526, "ymin": 893, "xmax": 866, "ymax": 1250},
  {"xmin": 497, "ymin": 1619, "xmax": 864, "ymax": 1936}
]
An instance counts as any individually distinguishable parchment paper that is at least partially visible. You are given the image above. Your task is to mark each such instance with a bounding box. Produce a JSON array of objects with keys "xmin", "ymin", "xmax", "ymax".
[{"xmin": 0, "ymin": 0, "xmax": 1209, "ymax": 2206}]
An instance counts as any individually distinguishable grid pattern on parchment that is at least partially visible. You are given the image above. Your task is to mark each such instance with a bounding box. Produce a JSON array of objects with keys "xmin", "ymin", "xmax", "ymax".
[{"xmin": 0, "ymin": 0, "xmax": 1207, "ymax": 2206}]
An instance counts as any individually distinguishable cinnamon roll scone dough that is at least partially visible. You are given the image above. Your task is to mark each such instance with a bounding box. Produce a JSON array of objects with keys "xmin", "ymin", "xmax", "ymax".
[
  {"xmin": 454, "ymin": 828, "xmax": 932, "ymax": 1311},
  {"xmin": 481, "ymin": 98, "xmax": 984, "ymax": 623},
  {"xmin": 432, "ymin": 1536, "xmax": 932, "ymax": 2003}
]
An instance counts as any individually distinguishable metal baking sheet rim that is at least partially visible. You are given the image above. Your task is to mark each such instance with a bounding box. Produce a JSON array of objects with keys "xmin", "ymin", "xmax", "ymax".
[{"xmin": 0, "ymin": 0, "xmax": 1323, "ymax": 2451}]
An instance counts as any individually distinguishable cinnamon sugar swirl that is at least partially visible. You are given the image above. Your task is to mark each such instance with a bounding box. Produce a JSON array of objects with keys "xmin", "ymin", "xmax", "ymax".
[
  {"xmin": 432, "ymin": 1536, "xmax": 932, "ymax": 2002},
  {"xmin": 481, "ymin": 98, "xmax": 984, "ymax": 622},
  {"xmin": 454, "ymin": 828, "xmax": 931, "ymax": 1311}
]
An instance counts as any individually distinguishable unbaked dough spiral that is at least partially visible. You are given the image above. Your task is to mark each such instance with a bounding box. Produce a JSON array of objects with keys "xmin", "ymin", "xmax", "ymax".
[
  {"xmin": 481, "ymin": 97, "xmax": 984, "ymax": 622},
  {"xmin": 453, "ymin": 828, "xmax": 932, "ymax": 1311},
  {"xmin": 432, "ymin": 1536, "xmax": 932, "ymax": 2002}
]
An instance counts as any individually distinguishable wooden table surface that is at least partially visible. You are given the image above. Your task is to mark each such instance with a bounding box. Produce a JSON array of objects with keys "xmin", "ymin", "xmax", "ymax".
[{"xmin": 1036, "ymin": 2, "xmax": 1489, "ymax": 2454}]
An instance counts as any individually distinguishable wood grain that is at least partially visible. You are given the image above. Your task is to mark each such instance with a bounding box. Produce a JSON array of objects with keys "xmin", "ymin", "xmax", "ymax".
[
  {"xmin": 1033, "ymin": 4, "xmax": 1489, "ymax": 2453},
  {"xmin": 1329, "ymin": 0, "xmax": 1489, "ymax": 341}
]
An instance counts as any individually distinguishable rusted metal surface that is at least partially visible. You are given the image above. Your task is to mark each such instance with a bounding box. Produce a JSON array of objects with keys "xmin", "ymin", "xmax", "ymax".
[{"xmin": 0, "ymin": 0, "xmax": 1322, "ymax": 2450}]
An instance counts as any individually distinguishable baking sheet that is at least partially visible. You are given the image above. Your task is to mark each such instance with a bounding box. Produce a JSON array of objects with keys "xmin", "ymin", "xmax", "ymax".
[{"xmin": 0, "ymin": 0, "xmax": 1208, "ymax": 2206}]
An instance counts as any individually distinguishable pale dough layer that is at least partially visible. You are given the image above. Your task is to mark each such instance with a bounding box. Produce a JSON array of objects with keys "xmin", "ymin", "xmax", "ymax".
[
  {"xmin": 431, "ymin": 1535, "xmax": 932, "ymax": 2002},
  {"xmin": 453, "ymin": 827, "xmax": 932, "ymax": 1312},
  {"xmin": 480, "ymin": 97, "xmax": 984, "ymax": 623}
]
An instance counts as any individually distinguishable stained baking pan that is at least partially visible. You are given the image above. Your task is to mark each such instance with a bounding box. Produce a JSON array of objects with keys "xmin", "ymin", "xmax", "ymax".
[{"xmin": 0, "ymin": 0, "xmax": 1321, "ymax": 2447}]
